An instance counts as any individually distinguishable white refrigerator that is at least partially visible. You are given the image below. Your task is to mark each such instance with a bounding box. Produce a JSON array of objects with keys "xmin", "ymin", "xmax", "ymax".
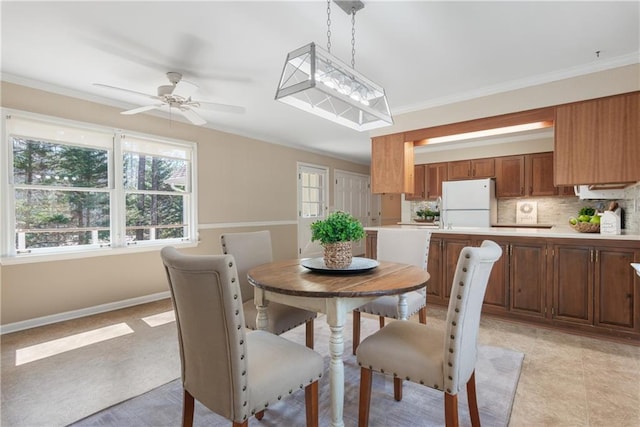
[{"xmin": 441, "ymin": 178, "xmax": 497, "ymax": 228}]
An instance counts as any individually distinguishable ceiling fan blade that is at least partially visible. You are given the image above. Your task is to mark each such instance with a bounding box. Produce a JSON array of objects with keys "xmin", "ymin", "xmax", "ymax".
[
  {"xmin": 172, "ymin": 80, "xmax": 198, "ymax": 99},
  {"xmin": 121, "ymin": 104, "xmax": 165, "ymax": 115},
  {"xmin": 93, "ymin": 83, "xmax": 159, "ymax": 100},
  {"xmin": 179, "ymin": 108, "xmax": 206, "ymax": 126},
  {"xmin": 196, "ymin": 101, "xmax": 246, "ymax": 114}
]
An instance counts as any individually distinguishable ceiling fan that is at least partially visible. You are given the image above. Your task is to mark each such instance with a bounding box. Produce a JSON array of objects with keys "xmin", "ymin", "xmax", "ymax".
[{"xmin": 94, "ymin": 72, "xmax": 245, "ymax": 126}]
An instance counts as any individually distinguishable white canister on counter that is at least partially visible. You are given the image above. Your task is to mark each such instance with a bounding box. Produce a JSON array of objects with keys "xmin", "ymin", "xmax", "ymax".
[{"xmin": 600, "ymin": 210, "xmax": 621, "ymax": 235}]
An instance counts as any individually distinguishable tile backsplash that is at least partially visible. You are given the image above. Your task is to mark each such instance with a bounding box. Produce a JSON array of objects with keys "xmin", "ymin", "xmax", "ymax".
[{"xmin": 409, "ymin": 183, "xmax": 640, "ymax": 234}]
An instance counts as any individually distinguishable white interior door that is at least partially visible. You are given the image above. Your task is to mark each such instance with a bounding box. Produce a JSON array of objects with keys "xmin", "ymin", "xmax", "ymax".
[
  {"xmin": 334, "ymin": 170, "xmax": 370, "ymax": 256},
  {"xmin": 298, "ymin": 163, "xmax": 328, "ymax": 258}
]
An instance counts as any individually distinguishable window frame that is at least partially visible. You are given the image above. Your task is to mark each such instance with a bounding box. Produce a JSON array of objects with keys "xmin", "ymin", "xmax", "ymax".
[{"xmin": 1, "ymin": 110, "xmax": 198, "ymax": 264}]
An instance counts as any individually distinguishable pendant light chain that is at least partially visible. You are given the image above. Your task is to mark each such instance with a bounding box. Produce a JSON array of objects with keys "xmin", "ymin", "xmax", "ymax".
[
  {"xmin": 351, "ymin": 7, "xmax": 357, "ymax": 68},
  {"xmin": 326, "ymin": 0, "xmax": 332, "ymax": 53}
]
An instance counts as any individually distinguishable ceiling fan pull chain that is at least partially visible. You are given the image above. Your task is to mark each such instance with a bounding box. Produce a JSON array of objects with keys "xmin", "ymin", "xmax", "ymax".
[
  {"xmin": 351, "ymin": 7, "xmax": 356, "ymax": 68},
  {"xmin": 326, "ymin": 0, "xmax": 332, "ymax": 53}
]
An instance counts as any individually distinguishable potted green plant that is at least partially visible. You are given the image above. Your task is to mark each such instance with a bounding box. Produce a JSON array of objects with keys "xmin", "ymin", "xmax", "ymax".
[{"xmin": 311, "ymin": 211, "xmax": 365, "ymax": 269}]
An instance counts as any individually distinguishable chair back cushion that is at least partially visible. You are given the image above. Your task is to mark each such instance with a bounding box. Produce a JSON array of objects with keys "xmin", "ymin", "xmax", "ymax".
[
  {"xmin": 161, "ymin": 247, "xmax": 250, "ymax": 421},
  {"xmin": 376, "ymin": 228, "xmax": 431, "ymax": 269},
  {"xmin": 443, "ymin": 240, "xmax": 502, "ymax": 395},
  {"xmin": 221, "ymin": 230, "xmax": 273, "ymax": 303}
]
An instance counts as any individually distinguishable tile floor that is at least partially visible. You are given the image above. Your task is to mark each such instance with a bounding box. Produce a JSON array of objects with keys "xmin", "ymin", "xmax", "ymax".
[{"xmin": 2, "ymin": 299, "xmax": 639, "ymax": 426}]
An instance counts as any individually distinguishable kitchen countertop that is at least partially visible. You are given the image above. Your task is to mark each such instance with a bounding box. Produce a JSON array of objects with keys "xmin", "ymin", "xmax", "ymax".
[{"xmin": 365, "ymin": 224, "xmax": 640, "ymax": 241}]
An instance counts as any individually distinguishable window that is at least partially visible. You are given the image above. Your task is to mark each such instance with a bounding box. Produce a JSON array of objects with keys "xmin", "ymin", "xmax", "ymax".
[{"xmin": 2, "ymin": 112, "xmax": 197, "ymax": 258}]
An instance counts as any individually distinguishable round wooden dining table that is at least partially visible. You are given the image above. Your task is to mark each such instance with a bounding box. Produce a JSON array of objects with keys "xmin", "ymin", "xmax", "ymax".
[{"xmin": 248, "ymin": 258, "xmax": 430, "ymax": 427}]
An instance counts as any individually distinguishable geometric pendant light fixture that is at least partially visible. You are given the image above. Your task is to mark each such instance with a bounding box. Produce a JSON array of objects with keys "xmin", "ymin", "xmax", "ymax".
[{"xmin": 275, "ymin": 1, "xmax": 393, "ymax": 131}]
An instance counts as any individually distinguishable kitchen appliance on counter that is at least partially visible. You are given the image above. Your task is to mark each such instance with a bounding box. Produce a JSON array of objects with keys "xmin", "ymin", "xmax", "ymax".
[{"xmin": 442, "ymin": 178, "xmax": 497, "ymax": 227}]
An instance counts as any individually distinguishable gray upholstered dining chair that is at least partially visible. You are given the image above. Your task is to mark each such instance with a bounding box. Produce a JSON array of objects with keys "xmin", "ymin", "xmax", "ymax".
[
  {"xmin": 221, "ymin": 230, "xmax": 317, "ymax": 348},
  {"xmin": 355, "ymin": 240, "xmax": 502, "ymax": 427},
  {"xmin": 352, "ymin": 228, "xmax": 431, "ymax": 355},
  {"xmin": 161, "ymin": 247, "xmax": 324, "ymax": 427}
]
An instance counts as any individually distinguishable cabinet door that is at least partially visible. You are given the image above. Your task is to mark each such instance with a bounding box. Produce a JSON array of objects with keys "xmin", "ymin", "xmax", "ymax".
[
  {"xmin": 371, "ymin": 134, "xmax": 415, "ymax": 194},
  {"xmin": 425, "ymin": 163, "xmax": 448, "ymax": 200},
  {"xmin": 426, "ymin": 237, "xmax": 444, "ymax": 303},
  {"xmin": 481, "ymin": 238, "xmax": 509, "ymax": 313},
  {"xmin": 552, "ymin": 244, "xmax": 593, "ymax": 325},
  {"xmin": 443, "ymin": 238, "xmax": 472, "ymax": 298},
  {"xmin": 447, "ymin": 160, "xmax": 471, "ymax": 180},
  {"xmin": 495, "ymin": 155, "xmax": 525, "ymax": 197},
  {"xmin": 405, "ymin": 165, "xmax": 425, "ymax": 201},
  {"xmin": 471, "ymin": 158, "xmax": 495, "ymax": 179},
  {"xmin": 554, "ymin": 92, "xmax": 640, "ymax": 185},
  {"xmin": 527, "ymin": 152, "xmax": 557, "ymax": 196},
  {"xmin": 594, "ymin": 248, "xmax": 637, "ymax": 330},
  {"xmin": 509, "ymin": 240, "xmax": 547, "ymax": 318}
]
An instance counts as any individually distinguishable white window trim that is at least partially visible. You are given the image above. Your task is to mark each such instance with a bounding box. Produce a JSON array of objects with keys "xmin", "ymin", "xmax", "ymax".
[{"xmin": 1, "ymin": 109, "xmax": 198, "ymax": 264}]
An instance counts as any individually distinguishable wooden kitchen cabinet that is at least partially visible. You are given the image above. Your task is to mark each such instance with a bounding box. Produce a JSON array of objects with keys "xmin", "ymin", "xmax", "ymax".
[
  {"xmin": 554, "ymin": 91, "xmax": 640, "ymax": 185},
  {"xmin": 594, "ymin": 247, "xmax": 638, "ymax": 331},
  {"xmin": 495, "ymin": 155, "xmax": 525, "ymax": 197},
  {"xmin": 526, "ymin": 152, "xmax": 557, "ymax": 196},
  {"xmin": 371, "ymin": 134, "xmax": 415, "ymax": 194},
  {"xmin": 443, "ymin": 237, "xmax": 472, "ymax": 299},
  {"xmin": 552, "ymin": 242, "xmax": 638, "ymax": 333},
  {"xmin": 552, "ymin": 244, "xmax": 593, "ymax": 325},
  {"xmin": 509, "ymin": 239, "xmax": 548, "ymax": 319},
  {"xmin": 364, "ymin": 230, "xmax": 639, "ymax": 341},
  {"xmin": 405, "ymin": 164, "xmax": 425, "ymax": 200},
  {"xmin": 425, "ymin": 236, "xmax": 445, "ymax": 304},
  {"xmin": 496, "ymin": 152, "xmax": 568, "ymax": 198},
  {"xmin": 447, "ymin": 158, "xmax": 495, "ymax": 180},
  {"xmin": 425, "ymin": 162, "xmax": 448, "ymax": 200},
  {"xmin": 477, "ymin": 237, "xmax": 510, "ymax": 314}
]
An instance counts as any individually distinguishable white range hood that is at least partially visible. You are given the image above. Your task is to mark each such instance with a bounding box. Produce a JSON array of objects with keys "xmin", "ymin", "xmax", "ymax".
[{"xmin": 574, "ymin": 184, "xmax": 628, "ymax": 200}]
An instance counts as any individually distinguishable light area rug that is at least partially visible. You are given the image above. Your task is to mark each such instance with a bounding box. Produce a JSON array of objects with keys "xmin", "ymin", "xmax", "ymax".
[{"xmin": 71, "ymin": 316, "xmax": 524, "ymax": 427}]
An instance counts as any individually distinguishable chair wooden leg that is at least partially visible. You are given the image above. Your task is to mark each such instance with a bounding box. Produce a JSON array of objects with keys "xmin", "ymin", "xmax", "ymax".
[
  {"xmin": 305, "ymin": 380, "xmax": 319, "ymax": 427},
  {"xmin": 444, "ymin": 392, "xmax": 459, "ymax": 427},
  {"xmin": 305, "ymin": 319, "xmax": 314, "ymax": 349},
  {"xmin": 466, "ymin": 371, "xmax": 481, "ymax": 427},
  {"xmin": 352, "ymin": 310, "xmax": 361, "ymax": 355},
  {"xmin": 255, "ymin": 410, "xmax": 265, "ymax": 420},
  {"xmin": 182, "ymin": 389, "xmax": 194, "ymax": 427},
  {"xmin": 358, "ymin": 367, "xmax": 373, "ymax": 427},
  {"xmin": 393, "ymin": 377, "xmax": 403, "ymax": 401},
  {"xmin": 232, "ymin": 421, "xmax": 248, "ymax": 427},
  {"xmin": 418, "ymin": 306, "xmax": 427, "ymax": 324},
  {"xmin": 378, "ymin": 316, "xmax": 385, "ymax": 329}
]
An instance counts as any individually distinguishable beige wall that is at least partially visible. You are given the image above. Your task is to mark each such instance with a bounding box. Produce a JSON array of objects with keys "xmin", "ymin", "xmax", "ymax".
[
  {"xmin": 373, "ymin": 63, "xmax": 640, "ymax": 137},
  {"xmin": 0, "ymin": 82, "xmax": 369, "ymax": 326}
]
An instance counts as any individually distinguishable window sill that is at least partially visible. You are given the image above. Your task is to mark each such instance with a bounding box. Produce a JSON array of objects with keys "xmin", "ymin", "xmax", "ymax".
[{"xmin": 0, "ymin": 240, "xmax": 198, "ymax": 265}]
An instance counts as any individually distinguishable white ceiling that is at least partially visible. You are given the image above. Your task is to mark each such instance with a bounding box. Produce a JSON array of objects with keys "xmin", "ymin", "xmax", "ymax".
[{"xmin": 2, "ymin": 1, "xmax": 638, "ymax": 164}]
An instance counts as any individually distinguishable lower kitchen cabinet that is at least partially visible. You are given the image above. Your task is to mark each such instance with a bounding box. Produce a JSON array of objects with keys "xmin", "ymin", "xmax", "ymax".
[
  {"xmin": 594, "ymin": 247, "xmax": 638, "ymax": 330},
  {"xmin": 552, "ymin": 244, "xmax": 593, "ymax": 325},
  {"xmin": 425, "ymin": 236, "xmax": 444, "ymax": 303},
  {"xmin": 508, "ymin": 239, "xmax": 548, "ymax": 319},
  {"xmin": 364, "ymin": 230, "xmax": 640, "ymax": 342},
  {"xmin": 477, "ymin": 238, "xmax": 510, "ymax": 314},
  {"xmin": 424, "ymin": 235, "xmax": 471, "ymax": 304},
  {"xmin": 552, "ymin": 243, "xmax": 638, "ymax": 333}
]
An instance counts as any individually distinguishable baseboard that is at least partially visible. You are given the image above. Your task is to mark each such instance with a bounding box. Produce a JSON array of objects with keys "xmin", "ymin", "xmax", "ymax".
[{"xmin": 0, "ymin": 291, "xmax": 171, "ymax": 335}]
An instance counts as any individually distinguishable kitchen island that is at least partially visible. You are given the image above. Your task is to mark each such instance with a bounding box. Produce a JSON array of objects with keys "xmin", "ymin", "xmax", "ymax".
[{"xmin": 365, "ymin": 225, "xmax": 640, "ymax": 343}]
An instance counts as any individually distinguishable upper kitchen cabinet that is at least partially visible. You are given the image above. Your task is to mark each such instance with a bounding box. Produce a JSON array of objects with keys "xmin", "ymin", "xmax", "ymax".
[
  {"xmin": 495, "ymin": 155, "xmax": 525, "ymax": 197},
  {"xmin": 447, "ymin": 158, "xmax": 495, "ymax": 180},
  {"xmin": 496, "ymin": 152, "xmax": 566, "ymax": 198},
  {"xmin": 425, "ymin": 162, "xmax": 448, "ymax": 200},
  {"xmin": 371, "ymin": 134, "xmax": 414, "ymax": 194},
  {"xmin": 526, "ymin": 152, "xmax": 557, "ymax": 196},
  {"xmin": 554, "ymin": 91, "xmax": 640, "ymax": 185},
  {"xmin": 405, "ymin": 164, "xmax": 425, "ymax": 200}
]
